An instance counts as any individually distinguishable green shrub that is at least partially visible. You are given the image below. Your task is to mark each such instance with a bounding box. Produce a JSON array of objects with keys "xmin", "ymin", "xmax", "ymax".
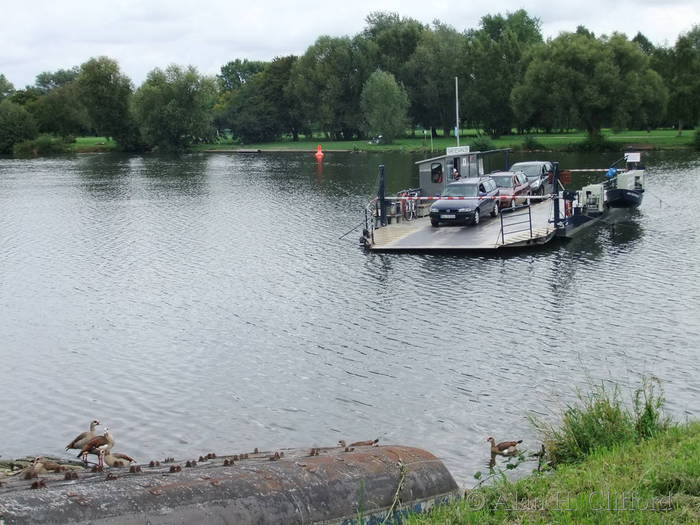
[
  {"xmin": 13, "ymin": 134, "xmax": 69, "ymax": 157},
  {"xmin": 693, "ymin": 127, "xmax": 700, "ymax": 151},
  {"xmin": 531, "ymin": 376, "xmax": 669, "ymax": 466},
  {"xmin": 522, "ymin": 135, "xmax": 545, "ymax": 150},
  {"xmin": 0, "ymin": 99, "xmax": 38, "ymax": 153},
  {"xmin": 569, "ymin": 132, "xmax": 618, "ymax": 152},
  {"xmin": 472, "ymin": 135, "xmax": 494, "ymax": 151}
]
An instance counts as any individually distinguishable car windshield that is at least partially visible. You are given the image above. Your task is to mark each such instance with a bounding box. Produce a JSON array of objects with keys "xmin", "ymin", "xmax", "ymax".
[
  {"xmin": 492, "ymin": 175, "xmax": 514, "ymax": 188},
  {"xmin": 510, "ymin": 163, "xmax": 540, "ymax": 177},
  {"xmin": 442, "ymin": 184, "xmax": 478, "ymax": 198}
]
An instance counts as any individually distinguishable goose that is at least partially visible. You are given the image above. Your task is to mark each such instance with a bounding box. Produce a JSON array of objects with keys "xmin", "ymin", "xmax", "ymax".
[
  {"xmin": 350, "ymin": 438, "xmax": 379, "ymax": 447},
  {"xmin": 102, "ymin": 451, "xmax": 135, "ymax": 468},
  {"xmin": 78, "ymin": 428, "xmax": 114, "ymax": 466},
  {"xmin": 65, "ymin": 420, "xmax": 100, "ymax": 451},
  {"xmin": 487, "ymin": 437, "xmax": 522, "ymax": 456},
  {"xmin": 338, "ymin": 438, "xmax": 379, "ymax": 448}
]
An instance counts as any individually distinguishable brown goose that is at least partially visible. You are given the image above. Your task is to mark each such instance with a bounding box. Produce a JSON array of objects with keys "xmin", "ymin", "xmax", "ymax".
[
  {"xmin": 338, "ymin": 438, "xmax": 379, "ymax": 448},
  {"xmin": 350, "ymin": 438, "xmax": 379, "ymax": 447},
  {"xmin": 487, "ymin": 437, "xmax": 522, "ymax": 456},
  {"xmin": 65, "ymin": 420, "xmax": 100, "ymax": 451},
  {"xmin": 102, "ymin": 451, "xmax": 135, "ymax": 468},
  {"xmin": 78, "ymin": 428, "xmax": 114, "ymax": 466}
]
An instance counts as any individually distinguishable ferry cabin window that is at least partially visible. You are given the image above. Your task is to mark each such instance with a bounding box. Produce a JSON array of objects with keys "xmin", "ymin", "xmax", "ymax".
[
  {"xmin": 465, "ymin": 155, "xmax": 479, "ymax": 177},
  {"xmin": 448, "ymin": 160, "xmax": 461, "ymax": 182},
  {"xmin": 430, "ymin": 163, "xmax": 443, "ymax": 183}
]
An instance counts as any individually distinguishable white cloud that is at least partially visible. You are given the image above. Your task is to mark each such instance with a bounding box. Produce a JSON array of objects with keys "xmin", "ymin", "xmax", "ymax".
[{"xmin": 0, "ymin": 0, "xmax": 696, "ymax": 88}]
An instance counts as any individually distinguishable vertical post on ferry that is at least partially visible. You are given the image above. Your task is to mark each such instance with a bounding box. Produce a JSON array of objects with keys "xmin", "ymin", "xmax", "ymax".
[
  {"xmin": 552, "ymin": 162, "xmax": 561, "ymax": 228},
  {"xmin": 454, "ymin": 77, "xmax": 460, "ymax": 147},
  {"xmin": 378, "ymin": 164, "xmax": 387, "ymax": 227}
]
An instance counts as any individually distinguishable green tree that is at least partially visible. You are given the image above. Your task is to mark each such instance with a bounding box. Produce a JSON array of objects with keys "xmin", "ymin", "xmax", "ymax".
[
  {"xmin": 468, "ymin": 9, "xmax": 543, "ymax": 136},
  {"xmin": 224, "ymin": 73, "xmax": 280, "ymax": 143},
  {"xmin": 30, "ymin": 83, "xmax": 90, "ymax": 137},
  {"xmin": 360, "ymin": 70, "xmax": 409, "ymax": 143},
  {"xmin": 264, "ymin": 56, "xmax": 304, "ymax": 140},
  {"xmin": 8, "ymin": 87, "xmax": 41, "ymax": 107},
  {"xmin": 362, "ymin": 13, "xmax": 423, "ymax": 84},
  {"xmin": 222, "ymin": 56, "xmax": 304, "ymax": 143},
  {"xmin": 606, "ymin": 33, "xmax": 668, "ymax": 130},
  {"xmin": 405, "ymin": 22, "xmax": 468, "ymax": 137},
  {"xmin": 77, "ymin": 57, "xmax": 141, "ymax": 150},
  {"xmin": 0, "ymin": 100, "xmax": 38, "ymax": 153},
  {"xmin": 218, "ymin": 59, "xmax": 266, "ymax": 92},
  {"xmin": 666, "ymin": 26, "xmax": 700, "ymax": 133},
  {"xmin": 133, "ymin": 65, "xmax": 217, "ymax": 151},
  {"xmin": 512, "ymin": 32, "xmax": 666, "ymax": 135},
  {"xmin": 35, "ymin": 67, "xmax": 80, "ymax": 93},
  {"xmin": 289, "ymin": 35, "xmax": 375, "ymax": 139},
  {"xmin": 632, "ymin": 32, "xmax": 655, "ymax": 55},
  {"xmin": 0, "ymin": 74, "xmax": 14, "ymax": 101}
]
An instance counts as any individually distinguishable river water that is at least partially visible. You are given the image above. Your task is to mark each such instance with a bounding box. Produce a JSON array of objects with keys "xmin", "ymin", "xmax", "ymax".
[{"xmin": 1, "ymin": 149, "xmax": 699, "ymax": 485}]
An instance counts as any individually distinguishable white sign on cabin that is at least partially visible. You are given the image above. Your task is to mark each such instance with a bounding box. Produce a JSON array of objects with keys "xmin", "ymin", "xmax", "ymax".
[
  {"xmin": 446, "ymin": 146, "xmax": 470, "ymax": 155},
  {"xmin": 624, "ymin": 152, "xmax": 641, "ymax": 163}
]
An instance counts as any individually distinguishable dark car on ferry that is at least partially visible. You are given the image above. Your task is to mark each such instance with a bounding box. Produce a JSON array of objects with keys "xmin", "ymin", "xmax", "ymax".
[
  {"xmin": 490, "ymin": 171, "xmax": 531, "ymax": 207},
  {"xmin": 509, "ymin": 161, "xmax": 553, "ymax": 195},
  {"xmin": 429, "ymin": 177, "xmax": 499, "ymax": 227}
]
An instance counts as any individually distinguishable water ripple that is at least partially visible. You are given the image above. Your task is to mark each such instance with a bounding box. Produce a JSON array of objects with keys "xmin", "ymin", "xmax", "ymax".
[{"xmin": 1, "ymin": 151, "xmax": 699, "ymax": 485}]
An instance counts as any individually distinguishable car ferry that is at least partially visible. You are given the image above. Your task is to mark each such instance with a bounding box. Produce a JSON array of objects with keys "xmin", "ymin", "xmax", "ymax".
[{"xmin": 359, "ymin": 148, "xmax": 644, "ymax": 252}]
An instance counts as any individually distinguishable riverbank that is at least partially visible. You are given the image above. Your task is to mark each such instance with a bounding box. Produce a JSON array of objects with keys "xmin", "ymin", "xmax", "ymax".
[
  {"xmin": 407, "ymin": 419, "xmax": 700, "ymax": 523},
  {"xmin": 69, "ymin": 129, "xmax": 695, "ymax": 154},
  {"xmin": 195, "ymin": 129, "xmax": 694, "ymax": 154}
]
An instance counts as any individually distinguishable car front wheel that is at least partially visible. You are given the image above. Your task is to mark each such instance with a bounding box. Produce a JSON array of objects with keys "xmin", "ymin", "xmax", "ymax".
[
  {"xmin": 431, "ymin": 218, "xmax": 439, "ymax": 227},
  {"xmin": 472, "ymin": 209, "xmax": 480, "ymax": 225},
  {"xmin": 491, "ymin": 202, "xmax": 499, "ymax": 217}
]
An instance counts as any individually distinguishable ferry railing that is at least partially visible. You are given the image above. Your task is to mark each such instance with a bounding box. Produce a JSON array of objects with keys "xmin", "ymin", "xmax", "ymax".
[
  {"xmin": 364, "ymin": 198, "xmax": 378, "ymax": 244},
  {"xmin": 498, "ymin": 202, "xmax": 533, "ymax": 245}
]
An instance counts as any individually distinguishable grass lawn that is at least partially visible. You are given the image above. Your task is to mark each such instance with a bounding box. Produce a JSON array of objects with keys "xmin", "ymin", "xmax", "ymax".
[
  {"xmin": 193, "ymin": 129, "xmax": 694, "ymax": 153},
  {"xmin": 71, "ymin": 129, "xmax": 694, "ymax": 154},
  {"xmin": 70, "ymin": 137, "xmax": 117, "ymax": 152},
  {"xmin": 406, "ymin": 422, "xmax": 700, "ymax": 524}
]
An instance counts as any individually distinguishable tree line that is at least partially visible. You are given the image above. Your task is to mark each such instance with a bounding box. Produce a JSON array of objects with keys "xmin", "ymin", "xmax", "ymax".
[{"xmin": 1, "ymin": 10, "xmax": 699, "ymax": 154}]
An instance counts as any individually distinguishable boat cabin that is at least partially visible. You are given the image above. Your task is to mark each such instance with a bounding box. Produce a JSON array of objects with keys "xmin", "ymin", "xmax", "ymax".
[{"xmin": 416, "ymin": 147, "xmax": 512, "ymax": 196}]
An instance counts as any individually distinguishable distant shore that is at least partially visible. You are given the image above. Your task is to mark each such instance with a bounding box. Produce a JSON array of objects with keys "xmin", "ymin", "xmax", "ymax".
[{"xmin": 70, "ymin": 129, "xmax": 696, "ymax": 154}]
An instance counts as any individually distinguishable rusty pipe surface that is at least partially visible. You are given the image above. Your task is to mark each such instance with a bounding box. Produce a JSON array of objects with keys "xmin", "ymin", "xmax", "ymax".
[{"xmin": 0, "ymin": 445, "xmax": 458, "ymax": 524}]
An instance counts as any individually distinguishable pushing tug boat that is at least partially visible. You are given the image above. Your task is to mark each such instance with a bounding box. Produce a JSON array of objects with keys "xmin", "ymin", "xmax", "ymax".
[{"xmin": 359, "ymin": 148, "xmax": 644, "ymax": 252}]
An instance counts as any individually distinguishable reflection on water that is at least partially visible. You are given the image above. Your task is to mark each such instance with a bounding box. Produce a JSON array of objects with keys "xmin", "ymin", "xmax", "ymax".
[{"xmin": 0, "ymin": 150, "xmax": 698, "ymax": 487}]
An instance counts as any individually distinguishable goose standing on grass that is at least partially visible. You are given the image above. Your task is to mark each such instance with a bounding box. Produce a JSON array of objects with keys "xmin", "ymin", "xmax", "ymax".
[
  {"xmin": 487, "ymin": 437, "xmax": 522, "ymax": 457},
  {"xmin": 78, "ymin": 428, "xmax": 114, "ymax": 467},
  {"xmin": 65, "ymin": 420, "xmax": 100, "ymax": 452}
]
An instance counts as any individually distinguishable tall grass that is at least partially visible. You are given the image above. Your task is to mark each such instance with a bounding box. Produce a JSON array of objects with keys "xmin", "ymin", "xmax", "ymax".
[{"xmin": 530, "ymin": 376, "xmax": 670, "ymax": 466}]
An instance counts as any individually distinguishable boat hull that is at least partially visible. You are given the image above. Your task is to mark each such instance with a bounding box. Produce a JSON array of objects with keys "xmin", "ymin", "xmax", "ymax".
[{"xmin": 606, "ymin": 188, "xmax": 644, "ymax": 208}]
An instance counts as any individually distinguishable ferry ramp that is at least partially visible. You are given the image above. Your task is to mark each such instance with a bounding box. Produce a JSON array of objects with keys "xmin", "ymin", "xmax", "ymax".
[{"xmin": 370, "ymin": 200, "xmax": 556, "ymax": 252}]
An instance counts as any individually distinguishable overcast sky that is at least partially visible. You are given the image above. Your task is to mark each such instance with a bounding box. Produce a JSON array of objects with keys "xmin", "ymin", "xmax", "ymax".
[{"xmin": 1, "ymin": 0, "xmax": 697, "ymax": 88}]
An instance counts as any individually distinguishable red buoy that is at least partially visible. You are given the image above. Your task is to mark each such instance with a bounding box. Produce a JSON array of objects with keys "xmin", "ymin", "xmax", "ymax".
[{"xmin": 315, "ymin": 144, "xmax": 325, "ymax": 161}]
